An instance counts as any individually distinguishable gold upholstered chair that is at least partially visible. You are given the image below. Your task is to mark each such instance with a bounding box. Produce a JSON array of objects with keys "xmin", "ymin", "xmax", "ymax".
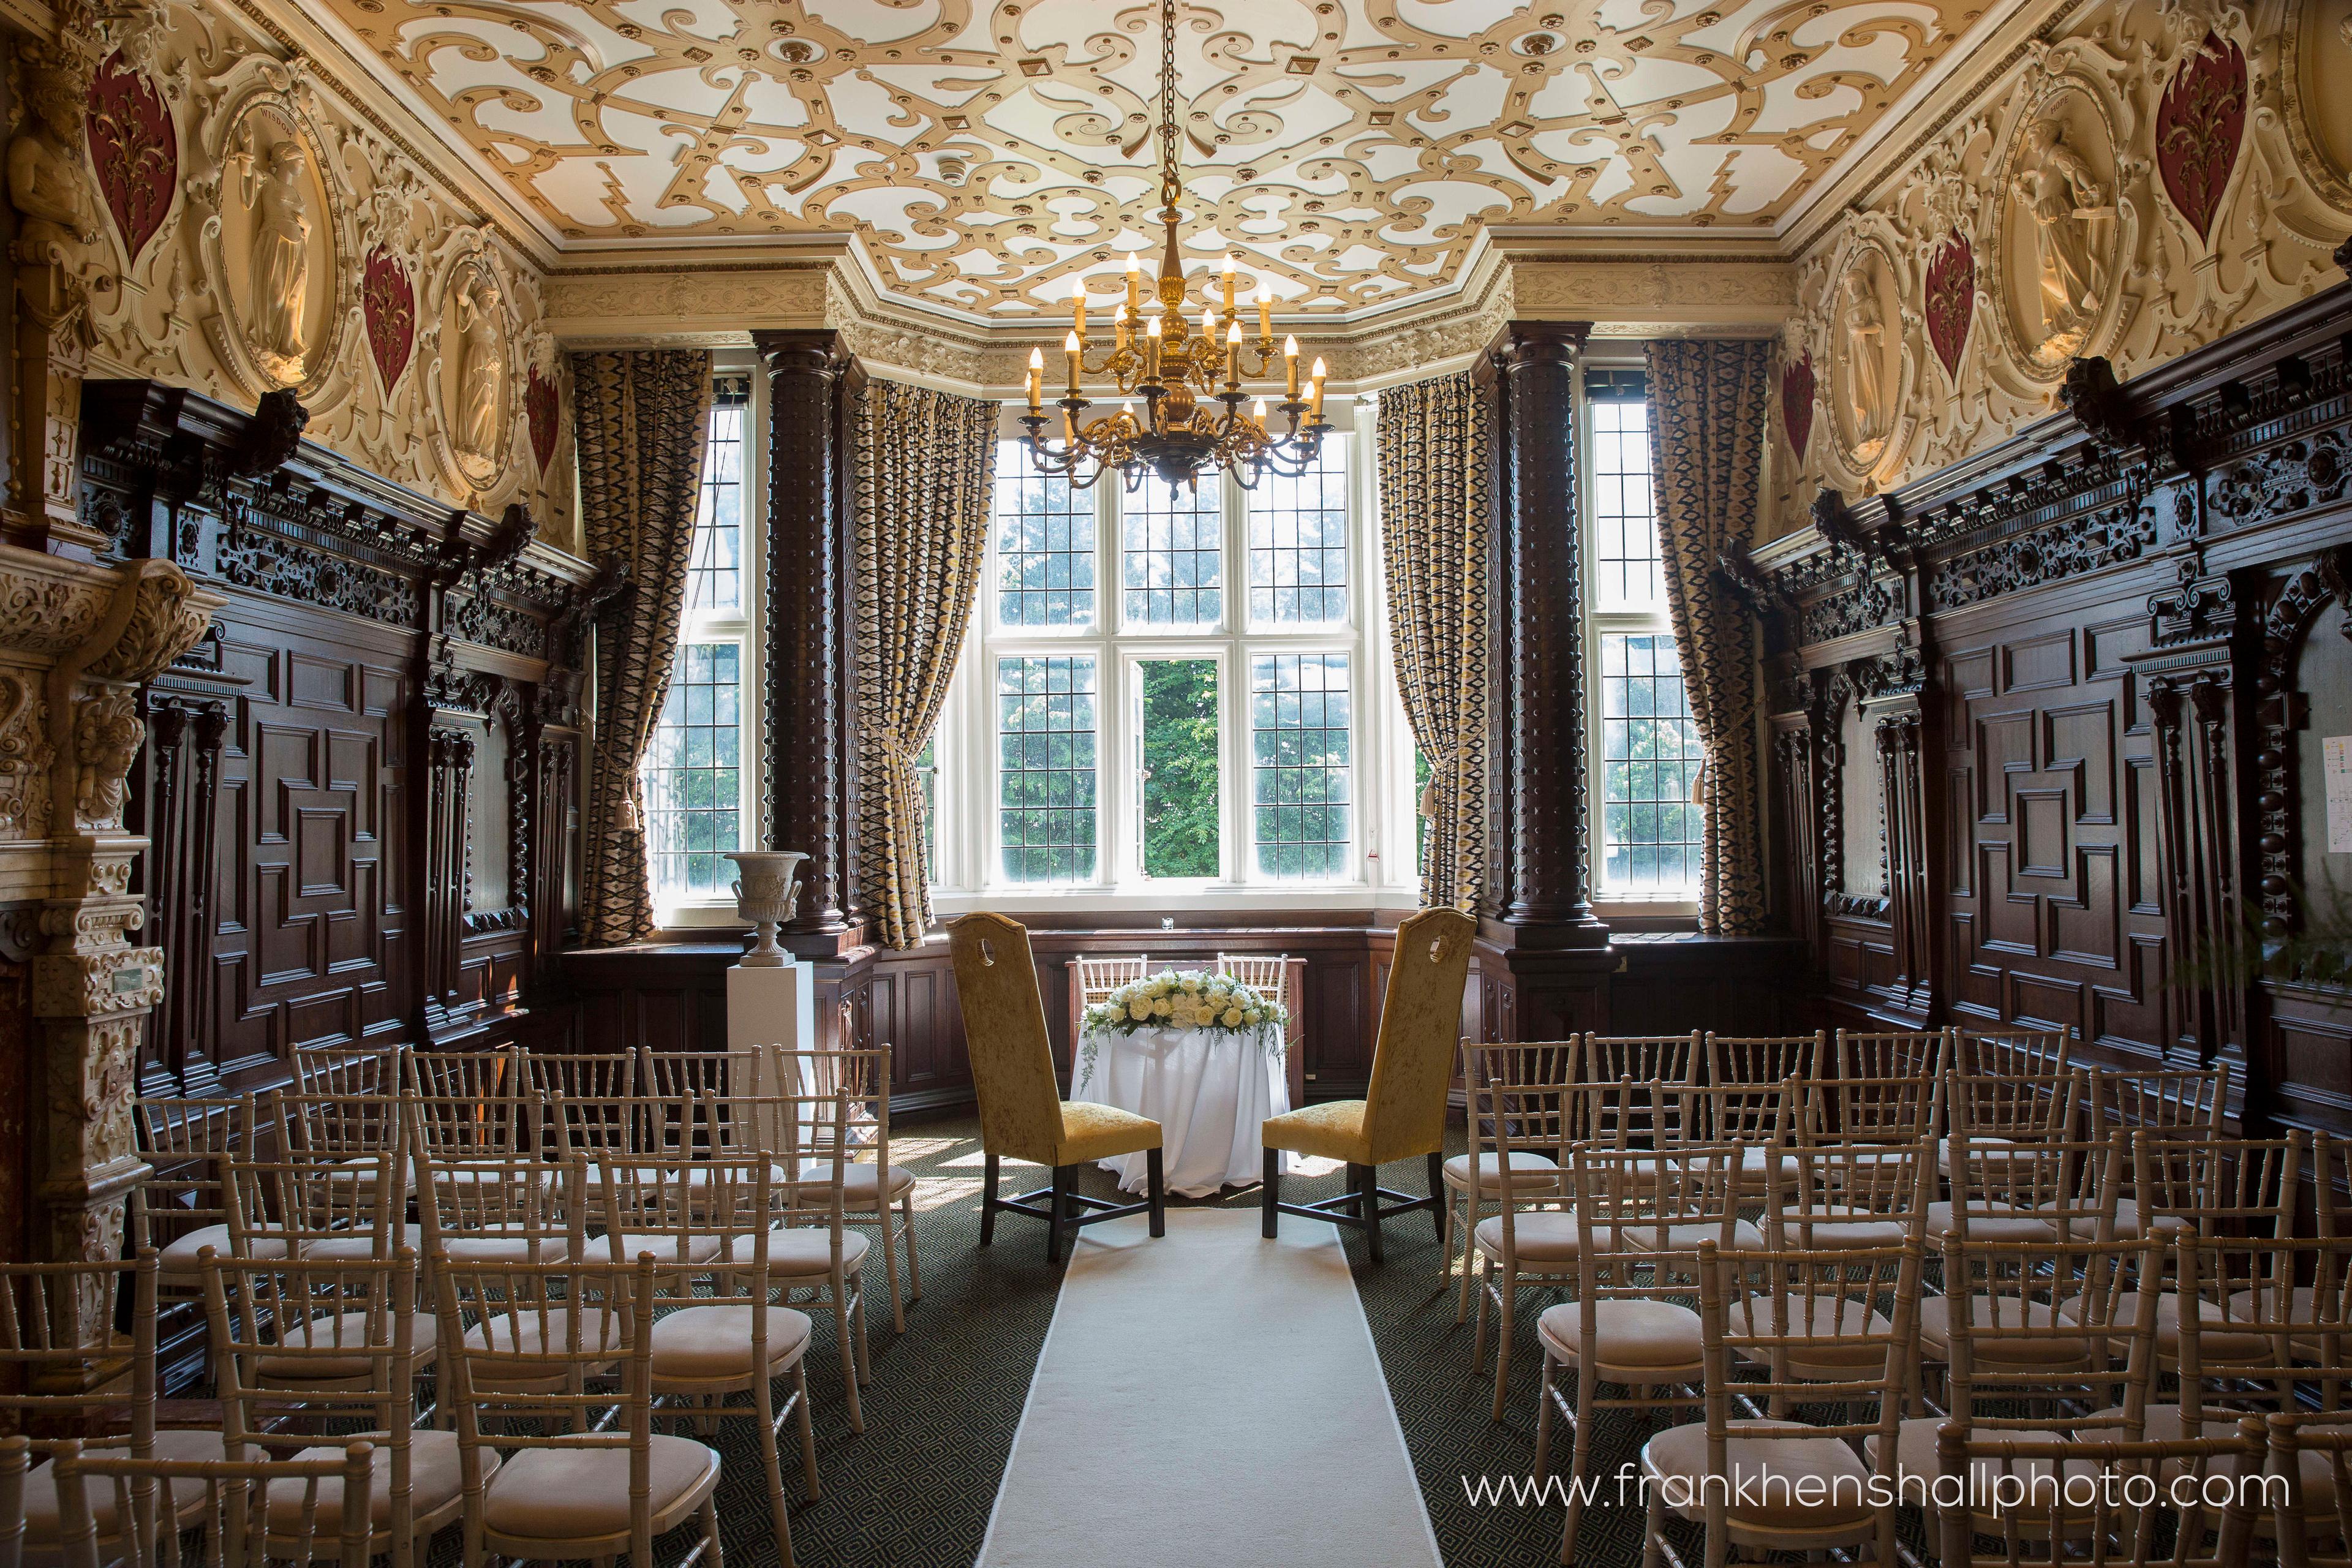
[
  {"xmin": 948, "ymin": 913, "xmax": 1166, "ymax": 1262},
  {"xmin": 1259, "ymin": 907, "xmax": 1475, "ymax": 1264}
]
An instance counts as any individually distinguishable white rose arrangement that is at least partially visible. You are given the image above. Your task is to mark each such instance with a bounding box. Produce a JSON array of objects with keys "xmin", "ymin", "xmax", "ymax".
[{"xmin": 1078, "ymin": 970, "xmax": 1290, "ymax": 1080}]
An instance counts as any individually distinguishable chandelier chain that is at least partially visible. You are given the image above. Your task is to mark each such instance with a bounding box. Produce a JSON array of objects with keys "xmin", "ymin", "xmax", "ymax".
[{"xmin": 1158, "ymin": 0, "xmax": 1180, "ymax": 213}]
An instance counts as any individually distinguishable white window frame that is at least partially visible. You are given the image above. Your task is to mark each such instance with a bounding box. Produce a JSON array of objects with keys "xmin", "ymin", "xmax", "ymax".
[
  {"xmin": 1580, "ymin": 349, "xmax": 1701, "ymax": 920},
  {"xmin": 647, "ymin": 355, "xmax": 768, "ymax": 929},
  {"xmin": 930, "ymin": 402, "xmax": 1417, "ymax": 914}
]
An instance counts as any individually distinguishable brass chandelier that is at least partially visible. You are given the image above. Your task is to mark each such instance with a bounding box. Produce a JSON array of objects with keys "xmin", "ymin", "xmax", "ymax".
[{"xmin": 1020, "ymin": 0, "xmax": 1331, "ymax": 494}]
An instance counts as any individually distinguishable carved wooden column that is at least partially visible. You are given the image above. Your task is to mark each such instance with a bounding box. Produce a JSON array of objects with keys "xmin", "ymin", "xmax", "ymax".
[
  {"xmin": 130, "ymin": 680, "xmax": 232, "ymax": 1093},
  {"xmin": 1492, "ymin": 321, "xmax": 1604, "ymax": 938},
  {"xmin": 421, "ymin": 719, "xmax": 475, "ymax": 1020},
  {"xmin": 752, "ymin": 329, "xmax": 865, "ymax": 949},
  {"xmin": 1766, "ymin": 669, "xmax": 1823, "ymax": 957},
  {"xmin": 1872, "ymin": 701, "xmax": 1933, "ymax": 1015}
]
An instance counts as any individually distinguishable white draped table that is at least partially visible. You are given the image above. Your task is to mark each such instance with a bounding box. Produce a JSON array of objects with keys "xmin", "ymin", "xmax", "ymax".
[{"xmin": 1068, "ymin": 1021, "xmax": 1292, "ymax": 1197}]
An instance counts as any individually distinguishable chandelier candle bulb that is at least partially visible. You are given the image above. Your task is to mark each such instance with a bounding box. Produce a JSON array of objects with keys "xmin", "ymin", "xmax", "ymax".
[
  {"xmin": 1284, "ymin": 334, "xmax": 1299, "ymax": 397},
  {"xmin": 1125, "ymin": 251, "xmax": 1140, "ymax": 313},
  {"xmin": 1145, "ymin": 313, "xmax": 1162, "ymax": 380},
  {"xmin": 1226, "ymin": 321, "xmax": 1242, "ymax": 389},
  {"xmin": 1222, "ymin": 253, "xmax": 1237, "ymax": 315},
  {"xmin": 1309, "ymin": 356, "xmax": 1327, "ymax": 418},
  {"xmin": 1071, "ymin": 274, "xmax": 1087, "ymax": 338},
  {"xmin": 1027, "ymin": 347, "xmax": 1043, "ymax": 412},
  {"xmin": 1116, "ymin": 302, "xmax": 1130, "ymax": 349},
  {"xmin": 1064, "ymin": 331, "xmax": 1082, "ymax": 398},
  {"xmin": 1257, "ymin": 287, "xmax": 1272, "ymax": 341}
]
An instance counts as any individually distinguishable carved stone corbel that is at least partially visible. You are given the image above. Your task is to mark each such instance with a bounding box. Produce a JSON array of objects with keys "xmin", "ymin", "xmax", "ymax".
[{"xmin": 2060, "ymin": 355, "xmax": 2140, "ymax": 456}]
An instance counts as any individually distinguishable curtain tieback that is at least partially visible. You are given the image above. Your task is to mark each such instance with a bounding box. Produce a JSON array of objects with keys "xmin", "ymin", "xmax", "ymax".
[{"xmin": 1417, "ymin": 741, "xmax": 1480, "ymax": 820}]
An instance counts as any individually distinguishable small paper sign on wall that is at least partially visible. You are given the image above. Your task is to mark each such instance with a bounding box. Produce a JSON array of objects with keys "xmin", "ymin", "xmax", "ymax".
[{"xmin": 2329, "ymin": 736, "xmax": 2352, "ymax": 854}]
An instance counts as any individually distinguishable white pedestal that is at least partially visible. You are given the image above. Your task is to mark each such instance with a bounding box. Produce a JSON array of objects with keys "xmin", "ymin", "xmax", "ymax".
[{"xmin": 727, "ymin": 957, "xmax": 815, "ymax": 1064}]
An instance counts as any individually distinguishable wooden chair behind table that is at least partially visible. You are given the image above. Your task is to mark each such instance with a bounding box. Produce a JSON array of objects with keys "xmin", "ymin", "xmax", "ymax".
[
  {"xmin": 1260, "ymin": 907, "xmax": 1474, "ymax": 1264},
  {"xmin": 950, "ymin": 914, "xmax": 1166, "ymax": 1262}
]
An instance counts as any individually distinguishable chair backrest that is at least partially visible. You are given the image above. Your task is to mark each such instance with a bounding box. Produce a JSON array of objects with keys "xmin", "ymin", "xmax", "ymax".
[
  {"xmin": 412, "ymin": 1148, "xmax": 582, "ymax": 1262},
  {"xmin": 228, "ymin": 1152, "xmax": 401, "ymax": 1257},
  {"xmin": 0, "ymin": 1256, "xmax": 158, "ymax": 1463},
  {"xmin": 2176, "ymin": 1235, "xmax": 2352, "ymax": 1425},
  {"xmin": 1947, "ymin": 1134, "xmax": 2122, "ymax": 1241},
  {"xmin": 132, "ymin": 1096, "xmax": 249, "ymax": 1259},
  {"xmin": 1951, "ymin": 1027, "xmax": 2068, "ymax": 1077},
  {"xmin": 1361, "ymin": 907, "xmax": 1475, "ymax": 1164},
  {"xmin": 1770, "ymin": 1137, "xmax": 1929, "ymax": 1243},
  {"xmin": 797, "ymin": 1022, "xmax": 891, "ymax": 1172},
  {"xmin": 519, "ymin": 1049, "xmax": 638, "ymax": 1102},
  {"xmin": 2266, "ymin": 1416, "xmax": 2352, "ymax": 1562},
  {"xmin": 1074, "ymin": 956, "xmax": 1150, "ymax": 1007},
  {"xmin": 1571, "ymin": 1141, "xmax": 1744, "ymax": 1270},
  {"xmin": 52, "ymin": 1439, "xmax": 376, "ymax": 1568},
  {"xmin": 1702, "ymin": 1031, "xmax": 1822, "ymax": 1087},
  {"xmin": 1214, "ymin": 954, "xmax": 1288, "ymax": 1012},
  {"xmin": 2090, "ymin": 1065, "xmax": 2226, "ymax": 1136},
  {"xmin": 1934, "ymin": 1420, "xmax": 2262, "ymax": 1568},
  {"xmin": 1946, "ymin": 1066, "xmax": 2085, "ymax": 1142},
  {"xmin": 271, "ymin": 1091, "xmax": 404, "ymax": 1161},
  {"xmin": 406, "ymin": 1091, "xmax": 539, "ymax": 1162},
  {"xmin": 1675, "ymin": 1081, "xmax": 1795, "ymax": 1148},
  {"xmin": 598, "ymin": 1142, "xmax": 777, "ymax": 1272},
  {"xmin": 1940, "ymin": 1233, "xmax": 2161, "ymax": 1426},
  {"xmin": 295, "ymin": 1045, "xmax": 404, "ymax": 1098},
  {"xmin": 1576, "ymin": 1033, "xmax": 1699, "ymax": 1087},
  {"xmin": 2131, "ymin": 1132, "xmax": 2302, "ymax": 1240},
  {"xmin": 1833, "ymin": 1028, "xmax": 1945, "ymax": 1082},
  {"xmin": 1463, "ymin": 1042, "xmax": 1577, "ymax": 1168},
  {"xmin": 1800, "ymin": 1072, "xmax": 1940, "ymax": 1146},
  {"xmin": 405, "ymin": 1046, "xmax": 519, "ymax": 1101},
  {"xmin": 949, "ymin": 913, "xmax": 1065, "ymax": 1164}
]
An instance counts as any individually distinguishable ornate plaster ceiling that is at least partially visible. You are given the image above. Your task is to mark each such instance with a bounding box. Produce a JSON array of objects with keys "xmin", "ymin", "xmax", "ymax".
[{"xmin": 325, "ymin": 0, "xmax": 1985, "ymax": 317}]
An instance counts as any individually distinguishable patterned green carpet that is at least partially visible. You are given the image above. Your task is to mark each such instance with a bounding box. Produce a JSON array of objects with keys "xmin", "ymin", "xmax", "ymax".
[{"xmin": 726, "ymin": 1115, "xmax": 1681, "ymax": 1568}]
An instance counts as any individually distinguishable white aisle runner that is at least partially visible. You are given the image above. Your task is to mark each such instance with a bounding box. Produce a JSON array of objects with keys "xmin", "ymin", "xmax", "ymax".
[{"xmin": 976, "ymin": 1207, "xmax": 1444, "ymax": 1568}]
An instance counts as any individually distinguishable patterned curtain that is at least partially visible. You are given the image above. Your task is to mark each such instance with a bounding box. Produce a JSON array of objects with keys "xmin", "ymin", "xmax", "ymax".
[
  {"xmin": 570, "ymin": 349, "xmax": 714, "ymax": 945},
  {"xmin": 1645, "ymin": 339, "xmax": 1771, "ymax": 934},
  {"xmin": 1376, "ymin": 371, "xmax": 1490, "ymax": 912},
  {"xmin": 853, "ymin": 379, "xmax": 1000, "ymax": 949}
]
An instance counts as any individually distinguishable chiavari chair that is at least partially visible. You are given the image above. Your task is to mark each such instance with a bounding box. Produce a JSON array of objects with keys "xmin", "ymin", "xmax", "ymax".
[
  {"xmin": 1072, "ymin": 955, "xmax": 1151, "ymax": 1008},
  {"xmin": 0, "ymin": 1254, "xmax": 225, "ymax": 1559},
  {"xmin": 1702, "ymin": 1030, "xmax": 1825, "ymax": 1088},
  {"xmin": 1940, "ymin": 1065, "xmax": 2089, "ymax": 1188},
  {"xmin": 1539, "ymin": 1140, "xmax": 1745, "ymax": 1564},
  {"xmin": 2172, "ymin": 1235, "xmax": 2352, "ymax": 1449},
  {"xmin": 1449, "ymin": 1041, "xmax": 1575, "ymax": 1318},
  {"xmin": 51, "ymin": 1441, "xmax": 377, "ymax": 1568},
  {"xmin": 1881, "ymin": 1233, "xmax": 2162, "ymax": 1546},
  {"xmin": 403, "ymin": 1046, "xmax": 521, "ymax": 1102},
  {"xmin": 799, "ymin": 1006, "xmax": 920, "ymax": 1333},
  {"xmin": 2087, "ymin": 1065, "xmax": 2227, "ymax": 1138},
  {"xmin": 1934, "ymin": 1419, "xmax": 2263, "ymax": 1568},
  {"xmin": 1639, "ymin": 1237, "xmax": 1919, "ymax": 1568},
  {"xmin": 1952, "ymin": 1027, "xmax": 2071, "ymax": 1077},
  {"xmin": 1675, "ymin": 1079, "xmax": 1801, "ymax": 1204},
  {"xmin": 750, "ymin": 1089, "xmax": 868, "ymax": 1434},
  {"xmin": 630, "ymin": 1155, "xmax": 821, "ymax": 1568},
  {"xmin": 134, "ymin": 1095, "xmax": 277, "ymax": 1301},
  {"xmin": 1577, "ymin": 1033, "xmax": 1701, "ymax": 1091},
  {"xmin": 1833, "ymin": 1027, "xmax": 1947, "ymax": 1083},
  {"xmin": 269, "ymin": 1091, "xmax": 410, "ymax": 1218},
  {"xmin": 410, "ymin": 1144, "xmax": 584, "ymax": 1270},
  {"xmin": 1468, "ymin": 1066, "xmax": 1616, "ymax": 1422},
  {"xmin": 200, "ymin": 1249, "xmax": 454, "ymax": 1568},
  {"xmin": 432, "ymin": 1256, "xmax": 723, "ymax": 1568},
  {"xmin": 228, "ymin": 1150, "xmax": 415, "ymax": 1265},
  {"xmin": 294, "ymin": 1044, "xmax": 406, "ymax": 1099},
  {"xmin": 1213, "ymin": 952, "xmax": 1289, "ymax": 1016}
]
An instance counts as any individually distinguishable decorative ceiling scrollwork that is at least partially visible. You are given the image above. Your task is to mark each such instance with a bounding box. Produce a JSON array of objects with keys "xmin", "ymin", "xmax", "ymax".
[{"xmin": 320, "ymin": 0, "xmax": 1983, "ymax": 316}]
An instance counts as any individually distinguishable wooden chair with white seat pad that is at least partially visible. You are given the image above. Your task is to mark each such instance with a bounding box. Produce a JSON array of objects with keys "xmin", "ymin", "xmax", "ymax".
[
  {"xmin": 51, "ymin": 1440, "xmax": 377, "ymax": 1568},
  {"xmin": 1074, "ymin": 954, "xmax": 1151, "ymax": 1008},
  {"xmin": 229, "ymin": 1152, "xmax": 418, "ymax": 1266},
  {"xmin": 1936, "ymin": 1418, "xmax": 2264, "ymax": 1568},
  {"xmin": 1468, "ymin": 1068, "xmax": 1634, "ymax": 1422},
  {"xmin": 410, "ymin": 1145, "xmax": 584, "ymax": 1271},
  {"xmin": 2171, "ymin": 1237, "xmax": 2352, "ymax": 1463},
  {"xmin": 200, "ymin": 1248, "xmax": 456, "ymax": 1568},
  {"xmin": 134, "ymin": 1095, "xmax": 272, "ymax": 1307},
  {"xmin": 1670, "ymin": 1080, "xmax": 1801, "ymax": 1205},
  {"xmin": 628, "ymin": 1155, "xmax": 821, "ymax": 1568},
  {"xmin": 796, "ymin": 1001, "xmax": 921, "ymax": 1335},
  {"xmin": 406, "ymin": 1090, "xmax": 541, "ymax": 1179},
  {"xmin": 270, "ymin": 1092, "xmax": 412, "ymax": 1219},
  {"xmin": 2088, "ymin": 1065, "xmax": 2226, "ymax": 1137},
  {"xmin": 0, "ymin": 1253, "xmax": 230, "ymax": 1566},
  {"xmin": 518, "ymin": 1049, "xmax": 639, "ymax": 1107},
  {"xmin": 1939, "ymin": 1066, "xmax": 2091, "ymax": 1198},
  {"xmin": 1833, "ymin": 1027, "xmax": 1947, "ymax": 1084},
  {"xmin": 1889, "ymin": 1232, "xmax": 2162, "ymax": 1544},
  {"xmin": 1702, "ymin": 1031, "xmax": 1823, "ymax": 1088},
  {"xmin": 951, "ymin": 913, "xmax": 1167, "ymax": 1264},
  {"xmin": 1449, "ymin": 1041, "xmax": 1576, "ymax": 1318},
  {"xmin": 1797, "ymin": 1071, "xmax": 1940, "ymax": 1158},
  {"xmin": 433, "ymin": 1255, "xmax": 724, "ymax": 1568},
  {"xmin": 1640, "ymin": 1236, "xmax": 1921, "ymax": 1568},
  {"xmin": 1578, "ymin": 1033, "xmax": 1702, "ymax": 1092},
  {"xmin": 1261, "ymin": 907, "xmax": 1474, "ymax": 1264},
  {"xmin": 1539, "ymin": 1141, "xmax": 1751, "ymax": 1565},
  {"xmin": 737, "ymin": 1088, "xmax": 872, "ymax": 1435},
  {"xmin": 1764, "ymin": 1133, "xmax": 1931, "ymax": 1257},
  {"xmin": 403, "ymin": 1046, "xmax": 521, "ymax": 1102}
]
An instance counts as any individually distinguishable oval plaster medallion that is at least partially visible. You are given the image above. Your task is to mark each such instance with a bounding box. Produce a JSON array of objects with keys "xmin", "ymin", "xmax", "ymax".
[
  {"xmin": 2282, "ymin": 0, "xmax": 2352, "ymax": 216},
  {"xmin": 206, "ymin": 92, "xmax": 344, "ymax": 396},
  {"xmin": 429, "ymin": 249, "xmax": 514, "ymax": 497},
  {"xmin": 1989, "ymin": 79, "xmax": 2131, "ymax": 380}
]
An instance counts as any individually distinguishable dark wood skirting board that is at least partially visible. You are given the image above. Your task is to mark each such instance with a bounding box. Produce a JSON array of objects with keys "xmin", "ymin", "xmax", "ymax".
[
  {"xmin": 1741, "ymin": 281, "xmax": 2352, "ymax": 1134},
  {"xmin": 559, "ymin": 919, "xmax": 1804, "ymax": 1115}
]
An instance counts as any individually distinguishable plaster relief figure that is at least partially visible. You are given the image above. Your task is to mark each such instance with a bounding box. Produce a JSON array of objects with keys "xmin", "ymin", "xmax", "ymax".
[
  {"xmin": 2011, "ymin": 116, "xmax": 2111, "ymax": 355},
  {"xmin": 1842, "ymin": 270, "xmax": 1888, "ymax": 452},
  {"xmin": 454, "ymin": 273, "xmax": 503, "ymax": 462},
  {"xmin": 239, "ymin": 137, "xmax": 312, "ymax": 380},
  {"xmin": 8, "ymin": 52, "xmax": 102, "ymax": 261}
]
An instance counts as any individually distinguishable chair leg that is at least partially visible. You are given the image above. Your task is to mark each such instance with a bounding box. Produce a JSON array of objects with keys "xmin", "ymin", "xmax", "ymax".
[
  {"xmin": 1146, "ymin": 1147, "xmax": 1166, "ymax": 1238},
  {"xmin": 900, "ymin": 1192, "xmax": 922, "ymax": 1302},
  {"xmin": 756, "ymin": 1378, "xmax": 793, "ymax": 1568},
  {"xmin": 1455, "ymin": 1189, "xmax": 1480, "ymax": 1322},
  {"xmin": 878, "ymin": 1199, "xmax": 907, "ymax": 1333},
  {"xmin": 1490, "ymin": 1272, "xmax": 1516, "ymax": 1423},
  {"xmin": 794, "ymin": 1363, "xmax": 820, "ymax": 1501},
  {"xmin": 835, "ymin": 1288, "xmax": 864, "ymax": 1434},
  {"xmin": 1427, "ymin": 1152, "xmax": 1446, "ymax": 1246},
  {"xmin": 852, "ymin": 1280, "xmax": 871, "ymax": 1385},
  {"xmin": 1262, "ymin": 1148, "xmax": 1280, "ymax": 1238},
  {"xmin": 698, "ymin": 1494, "xmax": 725, "ymax": 1568},
  {"xmin": 1359, "ymin": 1163, "xmax": 1384, "ymax": 1265},
  {"xmin": 1532, "ymin": 1350, "xmax": 1557, "ymax": 1476},
  {"xmin": 1471, "ymin": 1246, "xmax": 1492, "ymax": 1370},
  {"xmin": 1047, "ymin": 1164, "xmax": 1072, "ymax": 1264},
  {"xmin": 980, "ymin": 1152, "xmax": 1000, "ymax": 1247}
]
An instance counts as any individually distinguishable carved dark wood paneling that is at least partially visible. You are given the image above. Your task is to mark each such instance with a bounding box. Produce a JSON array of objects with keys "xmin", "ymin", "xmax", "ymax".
[
  {"xmin": 1752, "ymin": 284, "xmax": 2352, "ymax": 1126},
  {"xmin": 86, "ymin": 380, "xmax": 596, "ymax": 1091}
]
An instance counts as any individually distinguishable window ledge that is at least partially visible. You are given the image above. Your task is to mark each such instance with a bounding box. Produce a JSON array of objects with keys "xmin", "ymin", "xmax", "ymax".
[{"xmin": 930, "ymin": 885, "xmax": 1422, "ymax": 918}]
